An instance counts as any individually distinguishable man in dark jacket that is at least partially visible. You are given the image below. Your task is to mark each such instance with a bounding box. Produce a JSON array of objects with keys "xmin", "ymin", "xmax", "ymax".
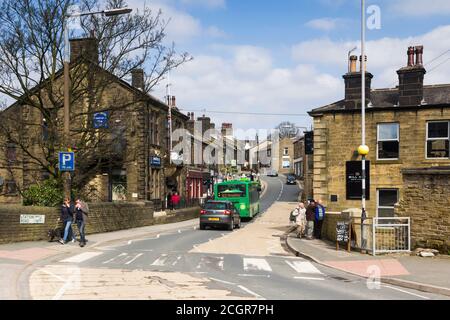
[
  {"xmin": 59, "ymin": 198, "xmax": 73, "ymax": 244},
  {"xmin": 314, "ymin": 199, "xmax": 326, "ymax": 239},
  {"xmin": 74, "ymin": 199, "xmax": 88, "ymax": 247},
  {"xmin": 305, "ymin": 200, "xmax": 316, "ymax": 240}
]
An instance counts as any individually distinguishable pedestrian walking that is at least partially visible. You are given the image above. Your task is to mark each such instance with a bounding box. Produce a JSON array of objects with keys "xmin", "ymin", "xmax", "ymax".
[
  {"xmin": 59, "ymin": 198, "xmax": 73, "ymax": 245},
  {"xmin": 289, "ymin": 206, "xmax": 299, "ymax": 226},
  {"xmin": 314, "ymin": 199, "xmax": 326, "ymax": 239},
  {"xmin": 305, "ymin": 199, "xmax": 316, "ymax": 240},
  {"xmin": 167, "ymin": 191, "xmax": 173, "ymax": 211},
  {"xmin": 295, "ymin": 202, "xmax": 307, "ymax": 238},
  {"xmin": 74, "ymin": 198, "xmax": 88, "ymax": 247},
  {"xmin": 171, "ymin": 192, "xmax": 181, "ymax": 210}
]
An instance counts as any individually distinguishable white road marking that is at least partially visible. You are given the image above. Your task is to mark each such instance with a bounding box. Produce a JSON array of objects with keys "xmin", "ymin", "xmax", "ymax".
[
  {"xmin": 294, "ymin": 276, "xmax": 326, "ymax": 281},
  {"xmin": 52, "ymin": 267, "xmax": 81, "ymax": 300},
  {"xmin": 210, "ymin": 278, "xmax": 236, "ymax": 285},
  {"xmin": 243, "ymin": 258, "xmax": 272, "ymax": 272},
  {"xmin": 128, "ymin": 240, "xmax": 133, "ymax": 245},
  {"xmin": 172, "ymin": 256, "xmax": 182, "ymax": 266},
  {"xmin": 238, "ymin": 285, "xmax": 264, "ymax": 300},
  {"xmin": 286, "ymin": 260, "xmax": 323, "ymax": 274},
  {"xmin": 382, "ymin": 285, "xmax": 430, "ymax": 300},
  {"xmin": 178, "ymin": 230, "xmax": 182, "ymax": 234},
  {"xmin": 238, "ymin": 274, "xmax": 271, "ymax": 278},
  {"xmin": 102, "ymin": 253, "xmax": 127, "ymax": 264},
  {"xmin": 60, "ymin": 252, "xmax": 103, "ymax": 263},
  {"xmin": 151, "ymin": 254, "xmax": 168, "ymax": 266},
  {"xmin": 40, "ymin": 269, "xmax": 66, "ymax": 282},
  {"xmin": 125, "ymin": 253, "xmax": 143, "ymax": 265}
]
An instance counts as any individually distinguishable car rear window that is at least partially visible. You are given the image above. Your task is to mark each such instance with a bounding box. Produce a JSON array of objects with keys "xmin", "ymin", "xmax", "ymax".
[{"xmin": 204, "ymin": 202, "xmax": 227, "ymax": 210}]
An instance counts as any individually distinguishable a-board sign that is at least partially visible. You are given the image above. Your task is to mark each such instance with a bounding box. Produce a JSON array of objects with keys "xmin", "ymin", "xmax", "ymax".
[{"xmin": 336, "ymin": 221, "xmax": 350, "ymax": 242}]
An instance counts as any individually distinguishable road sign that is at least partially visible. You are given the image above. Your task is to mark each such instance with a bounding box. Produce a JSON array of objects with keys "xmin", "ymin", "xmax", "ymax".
[
  {"xmin": 59, "ymin": 152, "xmax": 75, "ymax": 172},
  {"xmin": 93, "ymin": 112, "xmax": 109, "ymax": 129},
  {"xmin": 150, "ymin": 156, "xmax": 161, "ymax": 167}
]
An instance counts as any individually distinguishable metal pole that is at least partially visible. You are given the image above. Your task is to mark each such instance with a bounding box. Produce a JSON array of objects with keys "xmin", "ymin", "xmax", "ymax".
[
  {"xmin": 361, "ymin": 0, "xmax": 367, "ymax": 252},
  {"xmin": 63, "ymin": 17, "xmax": 71, "ymax": 200},
  {"xmin": 167, "ymin": 69, "xmax": 173, "ymax": 161}
]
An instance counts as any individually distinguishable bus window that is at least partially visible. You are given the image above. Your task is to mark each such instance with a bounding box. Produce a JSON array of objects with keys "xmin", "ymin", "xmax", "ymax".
[{"xmin": 217, "ymin": 184, "xmax": 247, "ymax": 198}]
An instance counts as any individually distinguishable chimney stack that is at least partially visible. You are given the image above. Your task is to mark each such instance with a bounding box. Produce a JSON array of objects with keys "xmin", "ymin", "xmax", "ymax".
[
  {"xmin": 131, "ymin": 69, "xmax": 145, "ymax": 91},
  {"xmin": 343, "ymin": 55, "xmax": 373, "ymax": 109},
  {"xmin": 70, "ymin": 38, "xmax": 99, "ymax": 64},
  {"xmin": 171, "ymin": 96, "xmax": 176, "ymax": 108},
  {"xmin": 397, "ymin": 45, "xmax": 426, "ymax": 106}
]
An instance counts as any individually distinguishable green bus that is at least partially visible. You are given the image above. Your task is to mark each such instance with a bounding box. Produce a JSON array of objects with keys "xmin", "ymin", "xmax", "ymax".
[{"xmin": 214, "ymin": 179, "xmax": 261, "ymax": 219}]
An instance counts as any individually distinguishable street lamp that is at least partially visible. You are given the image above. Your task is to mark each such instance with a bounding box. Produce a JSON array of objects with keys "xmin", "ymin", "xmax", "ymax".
[
  {"xmin": 63, "ymin": 7, "xmax": 132, "ymax": 199},
  {"xmin": 360, "ymin": 0, "xmax": 368, "ymax": 252}
]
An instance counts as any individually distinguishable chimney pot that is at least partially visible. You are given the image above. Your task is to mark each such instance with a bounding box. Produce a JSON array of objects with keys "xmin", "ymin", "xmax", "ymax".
[
  {"xmin": 407, "ymin": 46, "xmax": 415, "ymax": 67},
  {"xmin": 415, "ymin": 46, "xmax": 424, "ymax": 66},
  {"xmin": 349, "ymin": 55, "xmax": 358, "ymax": 73},
  {"xmin": 359, "ymin": 55, "xmax": 368, "ymax": 72}
]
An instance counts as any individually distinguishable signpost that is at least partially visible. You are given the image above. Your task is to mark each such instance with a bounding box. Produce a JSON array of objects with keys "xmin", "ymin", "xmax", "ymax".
[{"xmin": 59, "ymin": 152, "xmax": 75, "ymax": 172}]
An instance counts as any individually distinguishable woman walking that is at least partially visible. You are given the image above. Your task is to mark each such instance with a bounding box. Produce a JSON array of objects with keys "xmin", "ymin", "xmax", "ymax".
[{"xmin": 59, "ymin": 198, "xmax": 73, "ymax": 245}]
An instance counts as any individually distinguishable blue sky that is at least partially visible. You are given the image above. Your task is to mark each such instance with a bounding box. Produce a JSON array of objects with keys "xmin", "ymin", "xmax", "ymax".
[{"xmin": 135, "ymin": 0, "xmax": 450, "ymax": 134}]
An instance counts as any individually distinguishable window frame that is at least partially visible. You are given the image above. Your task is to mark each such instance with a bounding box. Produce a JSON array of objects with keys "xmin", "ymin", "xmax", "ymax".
[
  {"xmin": 283, "ymin": 148, "xmax": 289, "ymax": 156},
  {"xmin": 376, "ymin": 188, "xmax": 399, "ymax": 218},
  {"xmin": 377, "ymin": 123, "xmax": 400, "ymax": 161},
  {"xmin": 426, "ymin": 121, "xmax": 450, "ymax": 160}
]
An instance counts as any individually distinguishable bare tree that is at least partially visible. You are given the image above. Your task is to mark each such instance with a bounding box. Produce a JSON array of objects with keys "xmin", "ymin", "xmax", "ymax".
[{"xmin": 0, "ymin": 0, "xmax": 190, "ymax": 198}]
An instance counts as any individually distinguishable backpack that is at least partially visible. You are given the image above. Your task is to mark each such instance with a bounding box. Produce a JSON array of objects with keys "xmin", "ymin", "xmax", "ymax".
[
  {"xmin": 315, "ymin": 205, "xmax": 325, "ymax": 221},
  {"xmin": 290, "ymin": 209, "xmax": 299, "ymax": 222}
]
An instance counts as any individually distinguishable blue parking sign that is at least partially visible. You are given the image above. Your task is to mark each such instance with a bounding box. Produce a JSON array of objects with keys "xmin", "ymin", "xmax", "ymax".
[
  {"xmin": 93, "ymin": 112, "xmax": 109, "ymax": 129},
  {"xmin": 59, "ymin": 152, "xmax": 75, "ymax": 172}
]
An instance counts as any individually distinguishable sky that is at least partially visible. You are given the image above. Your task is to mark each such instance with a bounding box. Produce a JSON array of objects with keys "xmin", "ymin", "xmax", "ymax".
[
  {"xmin": 4, "ymin": 0, "xmax": 450, "ymax": 137},
  {"xmin": 126, "ymin": 0, "xmax": 450, "ymax": 136}
]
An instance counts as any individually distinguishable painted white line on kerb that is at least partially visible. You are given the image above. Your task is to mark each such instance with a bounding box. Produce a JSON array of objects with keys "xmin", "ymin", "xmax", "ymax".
[
  {"xmin": 294, "ymin": 276, "xmax": 325, "ymax": 281},
  {"xmin": 125, "ymin": 253, "xmax": 143, "ymax": 265},
  {"xmin": 210, "ymin": 278, "xmax": 236, "ymax": 285},
  {"xmin": 102, "ymin": 253, "xmax": 127, "ymax": 264},
  {"xmin": 383, "ymin": 285, "xmax": 430, "ymax": 300},
  {"xmin": 238, "ymin": 285, "xmax": 264, "ymax": 300},
  {"xmin": 60, "ymin": 252, "xmax": 103, "ymax": 263},
  {"xmin": 276, "ymin": 178, "xmax": 284, "ymax": 201},
  {"xmin": 243, "ymin": 258, "xmax": 272, "ymax": 272},
  {"xmin": 286, "ymin": 261, "xmax": 323, "ymax": 275}
]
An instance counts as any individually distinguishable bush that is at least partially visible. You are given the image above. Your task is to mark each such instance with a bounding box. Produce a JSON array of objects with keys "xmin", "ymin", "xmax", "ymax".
[{"xmin": 23, "ymin": 179, "xmax": 64, "ymax": 207}]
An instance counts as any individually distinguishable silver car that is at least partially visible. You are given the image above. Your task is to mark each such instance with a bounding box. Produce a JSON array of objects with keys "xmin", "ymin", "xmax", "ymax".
[{"xmin": 199, "ymin": 201, "xmax": 242, "ymax": 231}]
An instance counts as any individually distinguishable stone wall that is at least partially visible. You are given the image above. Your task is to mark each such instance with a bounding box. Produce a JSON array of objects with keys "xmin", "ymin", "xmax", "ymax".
[
  {"xmin": 0, "ymin": 203, "xmax": 200, "ymax": 244},
  {"xmin": 396, "ymin": 168, "xmax": 450, "ymax": 253}
]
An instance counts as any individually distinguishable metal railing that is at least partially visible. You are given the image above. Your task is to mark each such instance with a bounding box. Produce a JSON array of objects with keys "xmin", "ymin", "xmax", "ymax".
[{"xmin": 349, "ymin": 217, "xmax": 411, "ymax": 256}]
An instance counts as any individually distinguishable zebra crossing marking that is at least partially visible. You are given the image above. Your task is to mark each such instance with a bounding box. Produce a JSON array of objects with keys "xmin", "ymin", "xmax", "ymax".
[
  {"xmin": 125, "ymin": 253, "xmax": 143, "ymax": 265},
  {"xmin": 151, "ymin": 254, "xmax": 168, "ymax": 266},
  {"xmin": 102, "ymin": 253, "xmax": 127, "ymax": 264},
  {"xmin": 60, "ymin": 252, "xmax": 103, "ymax": 263},
  {"xmin": 243, "ymin": 258, "xmax": 272, "ymax": 272},
  {"xmin": 286, "ymin": 260, "xmax": 323, "ymax": 274}
]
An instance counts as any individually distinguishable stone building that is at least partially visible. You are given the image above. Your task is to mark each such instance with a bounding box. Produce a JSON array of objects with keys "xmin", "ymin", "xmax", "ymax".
[
  {"xmin": 0, "ymin": 37, "xmax": 189, "ymax": 206},
  {"xmin": 308, "ymin": 46, "xmax": 450, "ymax": 251},
  {"xmin": 293, "ymin": 134, "xmax": 313, "ymax": 201}
]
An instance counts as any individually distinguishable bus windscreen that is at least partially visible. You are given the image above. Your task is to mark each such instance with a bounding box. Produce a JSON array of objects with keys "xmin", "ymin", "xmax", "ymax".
[{"xmin": 217, "ymin": 184, "xmax": 247, "ymax": 198}]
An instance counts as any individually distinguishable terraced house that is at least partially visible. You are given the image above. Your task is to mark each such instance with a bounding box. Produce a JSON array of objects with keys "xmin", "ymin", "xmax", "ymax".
[
  {"xmin": 309, "ymin": 46, "xmax": 450, "ymax": 251},
  {"xmin": 0, "ymin": 37, "xmax": 189, "ymax": 207}
]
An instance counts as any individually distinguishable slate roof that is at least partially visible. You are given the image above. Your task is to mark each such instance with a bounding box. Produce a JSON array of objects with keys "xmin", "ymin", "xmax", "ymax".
[{"xmin": 309, "ymin": 84, "xmax": 450, "ymax": 116}]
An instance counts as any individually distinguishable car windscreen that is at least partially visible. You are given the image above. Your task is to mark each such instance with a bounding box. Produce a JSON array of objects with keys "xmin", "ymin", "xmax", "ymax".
[
  {"xmin": 217, "ymin": 184, "xmax": 247, "ymax": 198},
  {"xmin": 204, "ymin": 202, "xmax": 227, "ymax": 210}
]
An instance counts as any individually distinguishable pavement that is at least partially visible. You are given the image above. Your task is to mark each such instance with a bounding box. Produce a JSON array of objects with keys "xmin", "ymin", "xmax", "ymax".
[{"xmin": 286, "ymin": 235, "xmax": 450, "ymax": 297}]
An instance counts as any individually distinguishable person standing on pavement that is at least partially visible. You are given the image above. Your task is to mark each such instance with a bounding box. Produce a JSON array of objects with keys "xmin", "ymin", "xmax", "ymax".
[
  {"xmin": 59, "ymin": 198, "xmax": 73, "ymax": 245},
  {"xmin": 314, "ymin": 199, "xmax": 326, "ymax": 239},
  {"xmin": 167, "ymin": 191, "xmax": 173, "ymax": 211},
  {"xmin": 295, "ymin": 202, "xmax": 307, "ymax": 238},
  {"xmin": 305, "ymin": 199, "xmax": 316, "ymax": 240},
  {"xmin": 74, "ymin": 198, "xmax": 88, "ymax": 247},
  {"xmin": 171, "ymin": 192, "xmax": 181, "ymax": 210}
]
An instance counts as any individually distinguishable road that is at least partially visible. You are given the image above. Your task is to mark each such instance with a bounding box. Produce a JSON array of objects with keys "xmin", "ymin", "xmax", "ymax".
[{"xmin": 22, "ymin": 176, "xmax": 447, "ymax": 300}]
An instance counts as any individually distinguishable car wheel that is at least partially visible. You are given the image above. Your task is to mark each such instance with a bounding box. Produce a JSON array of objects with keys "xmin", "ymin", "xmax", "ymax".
[
  {"xmin": 236, "ymin": 218, "xmax": 241, "ymax": 229},
  {"xmin": 227, "ymin": 221, "xmax": 234, "ymax": 231}
]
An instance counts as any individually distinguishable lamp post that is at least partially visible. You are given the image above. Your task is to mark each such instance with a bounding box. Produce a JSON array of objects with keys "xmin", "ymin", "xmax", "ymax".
[
  {"xmin": 359, "ymin": 0, "xmax": 368, "ymax": 252},
  {"xmin": 63, "ymin": 7, "xmax": 132, "ymax": 200}
]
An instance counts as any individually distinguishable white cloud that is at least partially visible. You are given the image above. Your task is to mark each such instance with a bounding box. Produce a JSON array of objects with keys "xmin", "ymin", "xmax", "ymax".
[
  {"xmin": 180, "ymin": 0, "xmax": 226, "ymax": 9},
  {"xmin": 305, "ymin": 18, "xmax": 348, "ymax": 31},
  {"xmin": 390, "ymin": 0, "xmax": 450, "ymax": 16},
  {"xmin": 292, "ymin": 25, "xmax": 450, "ymax": 88}
]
